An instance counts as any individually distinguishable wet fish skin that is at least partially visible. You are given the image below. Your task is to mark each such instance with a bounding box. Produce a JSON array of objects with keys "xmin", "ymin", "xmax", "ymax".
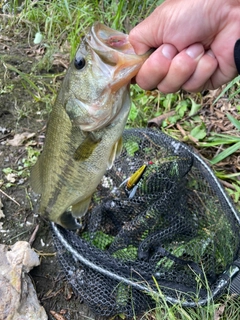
[{"xmin": 30, "ymin": 23, "xmax": 151, "ymax": 229}]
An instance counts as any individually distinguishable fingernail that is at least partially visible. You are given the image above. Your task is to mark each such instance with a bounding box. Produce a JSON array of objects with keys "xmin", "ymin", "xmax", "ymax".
[
  {"xmin": 186, "ymin": 44, "xmax": 204, "ymax": 59},
  {"xmin": 206, "ymin": 49, "xmax": 215, "ymax": 58},
  {"xmin": 161, "ymin": 44, "xmax": 177, "ymax": 60}
]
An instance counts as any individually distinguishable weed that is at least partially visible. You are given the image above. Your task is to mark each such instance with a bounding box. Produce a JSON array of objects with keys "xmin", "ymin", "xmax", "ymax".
[
  {"xmin": 200, "ymin": 114, "xmax": 240, "ymax": 165},
  {"xmin": 213, "ymin": 75, "xmax": 240, "ymax": 104},
  {"xmin": 0, "ymin": 83, "xmax": 14, "ymax": 94},
  {"xmin": 2, "ymin": 146, "xmax": 40, "ymax": 188}
]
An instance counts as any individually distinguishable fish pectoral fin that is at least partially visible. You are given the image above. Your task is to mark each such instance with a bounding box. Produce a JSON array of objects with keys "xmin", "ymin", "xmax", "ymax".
[
  {"xmin": 59, "ymin": 211, "xmax": 82, "ymax": 230},
  {"xmin": 74, "ymin": 132, "xmax": 102, "ymax": 161},
  {"xmin": 30, "ymin": 158, "xmax": 42, "ymax": 194},
  {"xmin": 107, "ymin": 136, "xmax": 123, "ymax": 169},
  {"xmin": 71, "ymin": 196, "xmax": 92, "ymax": 218}
]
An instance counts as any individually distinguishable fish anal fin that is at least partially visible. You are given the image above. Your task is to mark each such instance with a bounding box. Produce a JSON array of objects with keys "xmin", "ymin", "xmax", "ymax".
[
  {"xmin": 107, "ymin": 136, "xmax": 123, "ymax": 169},
  {"xmin": 71, "ymin": 196, "xmax": 92, "ymax": 218}
]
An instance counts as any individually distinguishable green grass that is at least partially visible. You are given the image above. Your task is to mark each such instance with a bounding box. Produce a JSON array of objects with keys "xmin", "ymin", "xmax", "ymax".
[
  {"xmin": 3, "ymin": 0, "xmax": 164, "ymax": 60},
  {"xmin": 1, "ymin": 0, "xmax": 240, "ymax": 319},
  {"xmin": 144, "ymin": 294, "xmax": 240, "ymax": 320}
]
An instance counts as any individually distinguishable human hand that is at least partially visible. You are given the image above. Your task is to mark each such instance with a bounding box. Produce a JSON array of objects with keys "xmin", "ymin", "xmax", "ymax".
[{"xmin": 129, "ymin": 0, "xmax": 240, "ymax": 93}]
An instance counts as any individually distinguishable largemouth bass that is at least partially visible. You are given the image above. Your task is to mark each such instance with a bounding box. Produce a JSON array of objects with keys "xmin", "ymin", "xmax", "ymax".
[{"xmin": 30, "ymin": 23, "xmax": 151, "ymax": 229}]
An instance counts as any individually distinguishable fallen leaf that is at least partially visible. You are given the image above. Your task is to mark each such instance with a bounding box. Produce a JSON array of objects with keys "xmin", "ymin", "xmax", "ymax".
[
  {"xmin": 7, "ymin": 132, "xmax": 36, "ymax": 146},
  {"xmin": 50, "ymin": 310, "xmax": 66, "ymax": 320},
  {"xmin": 0, "ymin": 242, "xmax": 47, "ymax": 319},
  {"xmin": 214, "ymin": 303, "xmax": 225, "ymax": 320}
]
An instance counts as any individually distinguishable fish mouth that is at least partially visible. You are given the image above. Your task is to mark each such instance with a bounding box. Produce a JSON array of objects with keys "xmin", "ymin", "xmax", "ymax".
[
  {"xmin": 91, "ymin": 23, "xmax": 137, "ymax": 55},
  {"xmin": 87, "ymin": 22, "xmax": 151, "ymax": 92}
]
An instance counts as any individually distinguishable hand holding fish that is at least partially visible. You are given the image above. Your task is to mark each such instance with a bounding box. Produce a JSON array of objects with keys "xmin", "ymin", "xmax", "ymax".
[{"xmin": 129, "ymin": 0, "xmax": 240, "ymax": 93}]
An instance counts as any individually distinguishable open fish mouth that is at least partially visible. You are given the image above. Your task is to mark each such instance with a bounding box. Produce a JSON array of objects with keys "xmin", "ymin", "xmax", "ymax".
[
  {"xmin": 87, "ymin": 22, "xmax": 151, "ymax": 92},
  {"xmin": 90, "ymin": 23, "xmax": 137, "ymax": 55}
]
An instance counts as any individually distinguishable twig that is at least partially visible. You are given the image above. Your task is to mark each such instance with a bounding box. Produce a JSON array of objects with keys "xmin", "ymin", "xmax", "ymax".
[
  {"xmin": 220, "ymin": 180, "xmax": 236, "ymax": 190},
  {"xmin": 0, "ymin": 132, "xmax": 12, "ymax": 141},
  {"xmin": 148, "ymin": 111, "xmax": 175, "ymax": 127},
  {"xmin": 176, "ymin": 123, "xmax": 187, "ymax": 137},
  {"xmin": 29, "ymin": 224, "xmax": 39, "ymax": 246},
  {"xmin": 0, "ymin": 188, "xmax": 20, "ymax": 206}
]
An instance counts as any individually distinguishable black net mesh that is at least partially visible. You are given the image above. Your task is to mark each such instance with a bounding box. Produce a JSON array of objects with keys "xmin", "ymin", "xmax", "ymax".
[{"xmin": 51, "ymin": 128, "xmax": 240, "ymax": 318}]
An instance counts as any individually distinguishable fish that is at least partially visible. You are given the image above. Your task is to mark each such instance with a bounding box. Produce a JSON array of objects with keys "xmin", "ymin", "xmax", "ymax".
[{"xmin": 30, "ymin": 22, "xmax": 151, "ymax": 229}]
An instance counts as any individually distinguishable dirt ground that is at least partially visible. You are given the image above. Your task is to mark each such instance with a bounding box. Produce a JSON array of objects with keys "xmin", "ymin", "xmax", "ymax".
[{"xmin": 0, "ymin": 32, "xmax": 110, "ymax": 320}]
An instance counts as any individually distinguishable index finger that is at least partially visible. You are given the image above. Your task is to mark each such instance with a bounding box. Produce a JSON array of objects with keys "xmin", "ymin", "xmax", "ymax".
[{"xmin": 129, "ymin": 19, "xmax": 163, "ymax": 55}]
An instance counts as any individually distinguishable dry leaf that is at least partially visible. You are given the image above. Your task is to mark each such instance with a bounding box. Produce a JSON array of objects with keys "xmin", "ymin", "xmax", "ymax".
[
  {"xmin": 0, "ymin": 242, "xmax": 47, "ymax": 319},
  {"xmin": 50, "ymin": 310, "xmax": 67, "ymax": 320},
  {"xmin": 214, "ymin": 303, "xmax": 226, "ymax": 320},
  {"xmin": 7, "ymin": 132, "xmax": 36, "ymax": 146},
  {"xmin": 147, "ymin": 111, "xmax": 175, "ymax": 127}
]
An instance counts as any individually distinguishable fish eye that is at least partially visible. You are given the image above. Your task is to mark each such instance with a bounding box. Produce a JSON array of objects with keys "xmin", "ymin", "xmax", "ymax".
[{"xmin": 74, "ymin": 56, "xmax": 86, "ymax": 70}]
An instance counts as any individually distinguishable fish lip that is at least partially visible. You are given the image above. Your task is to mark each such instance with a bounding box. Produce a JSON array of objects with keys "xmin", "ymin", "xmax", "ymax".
[{"xmin": 89, "ymin": 22, "xmax": 137, "ymax": 55}]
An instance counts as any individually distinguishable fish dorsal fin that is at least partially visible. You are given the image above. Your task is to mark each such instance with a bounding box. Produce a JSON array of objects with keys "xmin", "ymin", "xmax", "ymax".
[
  {"xmin": 71, "ymin": 195, "xmax": 92, "ymax": 218},
  {"xmin": 107, "ymin": 136, "xmax": 123, "ymax": 169},
  {"xmin": 30, "ymin": 158, "xmax": 43, "ymax": 194}
]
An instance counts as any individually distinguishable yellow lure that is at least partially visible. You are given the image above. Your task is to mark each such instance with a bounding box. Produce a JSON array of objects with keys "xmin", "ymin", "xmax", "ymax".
[{"xmin": 127, "ymin": 164, "xmax": 147, "ymax": 190}]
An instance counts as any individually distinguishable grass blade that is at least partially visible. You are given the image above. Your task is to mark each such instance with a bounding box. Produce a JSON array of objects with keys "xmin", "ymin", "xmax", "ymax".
[
  {"xmin": 210, "ymin": 141, "xmax": 240, "ymax": 165},
  {"xmin": 2, "ymin": 62, "xmax": 39, "ymax": 92},
  {"xmin": 213, "ymin": 75, "xmax": 240, "ymax": 104},
  {"xmin": 227, "ymin": 113, "xmax": 240, "ymax": 130},
  {"xmin": 63, "ymin": 0, "xmax": 72, "ymax": 22}
]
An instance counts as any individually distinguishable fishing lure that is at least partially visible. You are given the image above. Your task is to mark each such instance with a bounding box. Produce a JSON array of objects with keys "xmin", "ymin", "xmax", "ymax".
[{"xmin": 120, "ymin": 164, "xmax": 147, "ymax": 198}]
